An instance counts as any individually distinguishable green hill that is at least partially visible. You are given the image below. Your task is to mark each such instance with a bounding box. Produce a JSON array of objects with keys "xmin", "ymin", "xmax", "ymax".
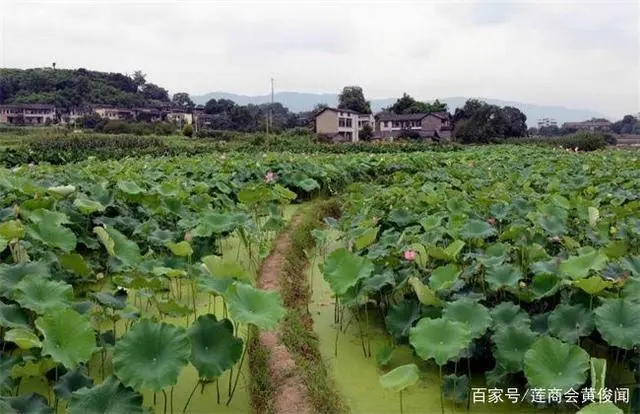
[{"xmin": 0, "ymin": 68, "xmax": 170, "ymax": 109}]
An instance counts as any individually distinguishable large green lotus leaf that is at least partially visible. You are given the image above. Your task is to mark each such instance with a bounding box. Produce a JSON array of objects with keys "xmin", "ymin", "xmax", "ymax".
[
  {"xmin": 444, "ymin": 240, "xmax": 465, "ymax": 261},
  {"xmin": 0, "ymin": 220, "xmax": 24, "ymax": 240},
  {"xmin": 0, "ymin": 303, "xmax": 29, "ymax": 329},
  {"xmin": 26, "ymin": 209, "xmax": 70, "ymax": 226},
  {"xmin": 26, "ymin": 214, "xmax": 77, "ymax": 252},
  {"xmin": 192, "ymin": 213, "xmax": 238, "ymax": 237},
  {"xmin": 14, "ymin": 276, "xmax": 73, "ymax": 314},
  {"xmin": 73, "ymin": 196, "xmax": 105, "ymax": 215},
  {"xmin": 117, "ymin": 180, "xmax": 144, "ymax": 195},
  {"xmin": 460, "ymin": 219, "xmax": 496, "ymax": 240},
  {"xmin": 0, "ymin": 399, "xmax": 15, "ymax": 414},
  {"xmin": 621, "ymin": 278, "xmax": 640, "ymax": 303},
  {"xmin": 113, "ymin": 319, "xmax": 190, "ymax": 391},
  {"xmin": 92, "ymin": 291, "xmax": 128, "ymax": 310},
  {"xmin": 408, "ymin": 277, "xmax": 443, "ymax": 307},
  {"xmin": 47, "ymin": 185, "xmax": 75, "ymax": 197},
  {"xmin": 322, "ymin": 248, "xmax": 374, "ymax": 297},
  {"xmin": 604, "ymin": 240, "xmax": 628, "ymax": 259},
  {"xmin": 538, "ymin": 215, "xmax": 566, "ymax": 236},
  {"xmin": 198, "ymin": 276, "xmax": 235, "ymax": 297},
  {"xmin": 442, "ymin": 298, "xmax": 491, "ymax": 339},
  {"xmin": 94, "ymin": 226, "xmax": 141, "ymax": 267},
  {"xmin": 0, "ymin": 237, "xmax": 6, "ymax": 253},
  {"xmin": 589, "ymin": 357, "xmax": 607, "ymax": 396},
  {"xmin": 189, "ymin": 314, "xmax": 243, "ymax": 379},
  {"xmin": 385, "ymin": 299, "xmax": 421, "ymax": 341},
  {"xmin": 548, "ymin": 304, "xmax": 594, "ymax": 344},
  {"xmin": 388, "ymin": 209, "xmax": 415, "ymax": 226},
  {"xmin": 559, "ymin": 248, "xmax": 608, "ymax": 280},
  {"xmin": 490, "ymin": 302, "xmax": 531, "ymax": 332},
  {"xmin": 442, "ymin": 374, "xmax": 469, "ymax": 403},
  {"xmin": 10, "ymin": 358, "xmax": 56, "ymax": 380},
  {"xmin": 0, "ymin": 355, "xmax": 20, "ymax": 393},
  {"xmin": 362, "ymin": 270, "xmax": 396, "ymax": 294},
  {"xmin": 529, "ymin": 273, "xmax": 564, "ymax": 299},
  {"xmin": 0, "ymin": 394, "xmax": 51, "ymax": 414},
  {"xmin": 54, "ymin": 367, "xmax": 94, "ymax": 399},
  {"xmin": 492, "ymin": 325, "xmax": 538, "ymax": 372},
  {"xmin": 225, "ymin": 283, "xmax": 285, "ymax": 330},
  {"xmin": 355, "ymin": 226, "xmax": 379, "ymax": 251},
  {"xmin": 166, "ymin": 241, "xmax": 193, "ymax": 257},
  {"xmin": 201, "ymin": 255, "xmax": 248, "ymax": 280},
  {"xmin": 379, "ymin": 363, "xmax": 419, "ymax": 393},
  {"xmin": 68, "ymin": 376, "xmax": 144, "ymax": 414},
  {"xmin": 0, "ymin": 261, "xmax": 50, "ymax": 297},
  {"xmin": 4, "ymin": 328, "xmax": 42, "ymax": 350},
  {"xmin": 36, "ymin": 308, "xmax": 95, "ymax": 369},
  {"xmin": 407, "ymin": 244, "xmax": 428, "ymax": 268},
  {"xmin": 154, "ymin": 298, "xmax": 191, "ymax": 317},
  {"xmin": 523, "ymin": 335, "xmax": 589, "ymax": 392},
  {"xmin": 620, "ymin": 256, "xmax": 640, "ymax": 276},
  {"xmin": 577, "ymin": 402, "xmax": 622, "ymax": 414},
  {"xmin": 59, "ymin": 253, "xmax": 92, "ymax": 278},
  {"xmin": 485, "ymin": 263, "xmax": 523, "ymax": 290},
  {"xmin": 297, "ymin": 177, "xmax": 320, "ymax": 192},
  {"xmin": 573, "ymin": 276, "xmax": 614, "ymax": 296},
  {"xmin": 594, "ymin": 298, "xmax": 640, "ymax": 349},
  {"xmin": 409, "ymin": 317, "xmax": 472, "ymax": 366},
  {"xmin": 429, "ymin": 264, "xmax": 461, "ymax": 291}
]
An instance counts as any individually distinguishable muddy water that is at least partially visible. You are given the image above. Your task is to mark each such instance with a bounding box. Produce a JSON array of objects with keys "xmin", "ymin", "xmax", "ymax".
[{"xmin": 307, "ymin": 234, "xmax": 560, "ymax": 414}]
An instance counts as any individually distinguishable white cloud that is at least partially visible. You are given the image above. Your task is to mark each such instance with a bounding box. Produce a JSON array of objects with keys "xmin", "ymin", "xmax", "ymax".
[{"xmin": 1, "ymin": 0, "xmax": 638, "ymax": 117}]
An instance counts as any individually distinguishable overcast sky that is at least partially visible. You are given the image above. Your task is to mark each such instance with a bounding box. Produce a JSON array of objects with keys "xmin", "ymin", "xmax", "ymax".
[{"xmin": 1, "ymin": 0, "xmax": 638, "ymax": 118}]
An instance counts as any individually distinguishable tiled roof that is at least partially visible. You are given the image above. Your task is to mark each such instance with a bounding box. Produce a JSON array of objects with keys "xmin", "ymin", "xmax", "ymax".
[
  {"xmin": 0, "ymin": 103, "xmax": 55, "ymax": 109},
  {"xmin": 375, "ymin": 112, "xmax": 429, "ymax": 121}
]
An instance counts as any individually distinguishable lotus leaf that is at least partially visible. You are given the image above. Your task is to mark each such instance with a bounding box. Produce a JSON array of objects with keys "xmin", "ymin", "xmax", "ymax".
[
  {"xmin": 429, "ymin": 264, "xmax": 461, "ymax": 291},
  {"xmin": 578, "ymin": 402, "xmax": 622, "ymax": 414},
  {"xmin": 0, "ymin": 355, "xmax": 19, "ymax": 393},
  {"xmin": 379, "ymin": 363, "xmax": 419, "ymax": 393},
  {"xmin": 189, "ymin": 315, "xmax": 243, "ymax": 379},
  {"xmin": 192, "ymin": 212, "xmax": 238, "ymax": 237},
  {"xmin": 117, "ymin": 180, "xmax": 144, "ymax": 195},
  {"xmin": 73, "ymin": 197, "xmax": 105, "ymax": 215},
  {"xmin": 408, "ymin": 277, "xmax": 443, "ymax": 307},
  {"xmin": 485, "ymin": 263, "xmax": 523, "ymax": 290},
  {"xmin": 594, "ymin": 298, "xmax": 640, "ymax": 349},
  {"xmin": 167, "ymin": 240, "xmax": 193, "ymax": 256},
  {"xmin": 54, "ymin": 367, "xmax": 94, "ymax": 399},
  {"xmin": 523, "ymin": 335, "xmax": 589, "ymax": 392},
  {"xmin": 385, "ymin": 299, "xmax": 421, "ymax": 341},
  {"xmin": 621, "ymin": 278, "xmax": 640, "ymax": 302},
  {"xmin": 0, "ymin": 220, "xmax": 24, "ymax": 240},
  {"xmin": 442, "ymin": 374, "xmax": 469, "ymax": 403},
  {"xmin": 59, "ymin": 253, "xmax": 92, "ymax": 277},
  {"xmin": 0, "ymin": 394, "xmax": 51, "ymax": 414},
  {"xmin": 14, "ymin": 276, "xmax": 73, "ymax": 314},
  {"xmin": 4, "ymin": 328, "xmax": 41, "ymax": 350},
  {"xmin": 26, "ymin": 211, "xmax": 77, "ymax": 252},
  {"xmin": 442, "ymin": 298, "xmax": 491, "ymax": 339},
  {"xmin": 530, "ymin": 273, "xmax": 564, "ymax": 298},
  {"xmin": 201, "ymin": 255, "xmax": 248, "ymax": 280},
  {"xmin": 559, "ymin": 248, "xmax": 608, "ymax": 280},
  {"xmin": 574, "ymin": 276, "xmax": 614, "ymax": 295},
  {"xmin": 225, "ymin": 282, "xmax": 285, "ymax": 330},
  {"xmin": 621, "ymin": 255, "xmax": 640, "ymax": 276},
  {"xmin": 297, "ymin": 177, "xmax": 320, "ymax": 192},
  {"xmin": 68, "ymin": 376, "xmax": 144, "ymax": 414},
  {"xmin": 0, "ymin": 303, "xmax": 29, "ymax": 329},
  {"xmin": 94, "ymin": 226, "xmax": 141, "ymax": 267},
  {"xmin": 36, "ymin": 308, "xmax": 95, "ymax": 369},
  {"xmin": 355, "ymin": 227, "xmax": 379, "ymax": 251},
  {"xmin": 548, "ymin": 304, "xmax": 594, "ymax": 344},
  {"xmin": 589, "ymin": 357, "xmax": 607, "ymax": 396},
  {"xmin": 490, "ymin": 302, "xmax": 531, "ymax": 332},
  {"xmin": 113, "ymin": 319, "xmax": 190, "ymax": 391},
  {"xmin": 460, "ymin": 219, "xmax": 496, "ymax": 240},
  {"xmin": 492, "ymin": 325, "xmax": 537, "ymax": 372},
  {"xmin": 322, "ymin": 248, "xmax": 374, "ymax": 297},
  {"xmin": 409, "ymin": 317, "xmax": 472, "ymax": 366}
]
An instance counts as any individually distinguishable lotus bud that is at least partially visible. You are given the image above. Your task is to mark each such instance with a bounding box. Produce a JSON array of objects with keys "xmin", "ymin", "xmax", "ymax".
[
  {"xmin": 372, "ymin": 216, "xmax": 379, "ymax": 225},
  {"xmin": 519, "ymin": 281, "xmax": 526, "ymax": 288},
  {"xmin": 404, "ymin": 250, "xmax": 417, "ymax": 261},
  {"xmin": 184, "ymin": 231, "xmax": 193, "ymax": 242},
  {"xmin": 550, "ymin": 236, "xmax": 561, "ymax": 243},
  {"xmin": 13, "ymin": 203, "xmax": 19, "ymax": 216},
  {"xmin": 487, "ymin": 218, "xmax": 496, "ymax": 226},
  {"xmin": 264, "ymin": 171, "xmax": 277, "ymax": 184}
]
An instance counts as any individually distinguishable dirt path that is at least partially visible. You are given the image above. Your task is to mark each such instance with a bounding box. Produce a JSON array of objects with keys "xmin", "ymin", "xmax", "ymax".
[{"xmin": 257, "ymin": 216, "xmax": 313, "ymax": 414}]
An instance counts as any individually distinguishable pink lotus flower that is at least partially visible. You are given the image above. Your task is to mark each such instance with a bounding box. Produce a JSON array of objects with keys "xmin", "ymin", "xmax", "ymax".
[
  {"xmin": 372, "ymin": 216, "xmax": 379, "ymax": 225},
  {"xmin": 487, "ymin": 218, "xmax": 496, "ymax": 226},
  {"xmin": 404, "ymin": 250, "xmax": 417, "ymax": 261},
  {"xmin": 264, "ymin": 171, "xmax": 277, "ymax": 183}
]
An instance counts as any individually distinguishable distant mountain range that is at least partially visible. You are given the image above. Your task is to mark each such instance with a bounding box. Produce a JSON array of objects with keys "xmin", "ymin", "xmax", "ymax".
[{"xmin": 192, "ymin": 91, "xmax": 608, "ymax": 126}]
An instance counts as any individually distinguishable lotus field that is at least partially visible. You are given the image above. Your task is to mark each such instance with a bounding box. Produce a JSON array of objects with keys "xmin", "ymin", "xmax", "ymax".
[{"xmin": 0, "ymin": 146, "xmax": 638, "ymax": 413}]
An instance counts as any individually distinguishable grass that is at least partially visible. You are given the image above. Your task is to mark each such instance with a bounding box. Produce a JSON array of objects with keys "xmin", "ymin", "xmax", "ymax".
[
  {"xmin": 277, "ymin": 199, "xmax": 348, "ymax": 414},
  {"xmin": 248, "ymin": 324, "xmax": 275, "ymax": 414}
]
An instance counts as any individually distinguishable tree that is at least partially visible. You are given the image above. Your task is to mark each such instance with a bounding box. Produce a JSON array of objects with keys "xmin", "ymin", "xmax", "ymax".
[
  {"xmin": 387, "ymin": 93, "xmax": 429, "ymax": 114},
  {"xmin": 204, "ymin": 98, "xmax": 236, "ymax": 115},
  {"xmin": 612, "ymin": 114, "xmax": 638, "ymax": 134},
  {"xmin": 502, "ymin": 106, "xmax": 527, "ymax": 137},
  {"xmin": 183, "ymin": 124, "xmax": 193, "ymax": 137},
  {"xmin": 338, "ymin": 86, "xmax": 371, "ymax": 114},
  {"xmin": 313, "ymin": 103, "xmax": 329, "ymax": 114},
  {"xmin": 360, "ymin": 124, "xmax": 374, "ymax": 141},
  {"xmin": 172, "ymin": 92, "xmax": 194, "ymax": 110},
  {"xmin": 132, "ymin": 70, "xmax": 146, "ymax": 90},
  {"xmin": 140, "ymin": 83, "xmax": 170, "ymax": 102},
  {"xmin": 453, "ymin": 99, "xmax": 527, "ymax": 143},
  {"xmin": 426, "ymin": 99, "xmax": 447, "ymax": 112}
]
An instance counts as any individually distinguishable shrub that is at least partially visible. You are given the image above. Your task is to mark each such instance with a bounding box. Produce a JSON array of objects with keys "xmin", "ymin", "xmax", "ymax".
[
  {"xmin": 506, "ymin": 132, "xmax": 607, "ymax": 151},
  {"xmin": 154, "ymin": 121, "xmax": 176, "ymax": 136},
  {"xmin": 183, "ymin": 124, "xmax": 193, "ymax": 137}
]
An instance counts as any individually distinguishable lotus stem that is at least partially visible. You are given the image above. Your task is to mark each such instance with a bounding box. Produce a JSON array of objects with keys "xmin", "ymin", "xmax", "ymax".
[
  {"xmin": 191, "ymin": 280, "xmax": 197, "ymax": 317},
  {"xmin": 162, "ymin": 389, "xmax": 168, "ymax": 414},
  {"xmin": 334, "ymin": 321, "xmax": 340, "ymax": 357},
  {"xmin": 365, "ymin": 302, "xmax": 371, "ymax": 358},
  {"xmin": 182, "ymin": 380, "xmax": 200, "ymax": 413},
  {"xmin": 154, "ymin": 392, "xmax": 156, "ymax": 406},
  {"xmin": 399, "ymin": 390, "xmax": 404, "ymax": 414},
  {"xmin": 228, "ymin": 366, "xmax": 233, "ymax": 398},
  {"xmin": 171, "ymin": 386, "xmax": 175, "ymax": 414},
  {"xmin": 354, "ymin": 310, "xmax": 367, "ymax": 358},
  {"xmin": 216, "ymin": 378, "xmax": 220, "ymax": 404},
  {"xmin": 226, "ymin": 330, "xmax": 249, "ymax": 406},
  {"xmin": 439, "ymin": 364, "xmax": 444, "ymax": 414},
  {"xmin": 466, "ymin": 358, "xmax": 471, "ymax": 411}
]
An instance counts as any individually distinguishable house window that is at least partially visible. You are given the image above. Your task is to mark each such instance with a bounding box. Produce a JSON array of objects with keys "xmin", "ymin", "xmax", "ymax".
[
  {"xmin": 338, "ymin": 118, "xmax": 346, "ymax": 127},
  {"xmin": 346, "ymin": 118, "xmax": 352, "ymax": 128}
]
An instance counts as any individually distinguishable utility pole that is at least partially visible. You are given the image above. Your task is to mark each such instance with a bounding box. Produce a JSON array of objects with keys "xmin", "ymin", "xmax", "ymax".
[{"xmin": 269, "ymin": 78, "xmax": 274, "ymax": 134}]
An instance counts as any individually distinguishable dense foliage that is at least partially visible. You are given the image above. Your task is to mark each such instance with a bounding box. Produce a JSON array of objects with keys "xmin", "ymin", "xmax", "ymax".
[
  {"xmin": 385, "ymin": 93, "xmax": 448, "ymax": 114},
  {"xmin": 507, "ymin": 132, "xmax": 610, "ymax": 151},
  {"xmin": 321, "ymin": 146, "xmax": 640, "ymax": 412},
  {"xmin": 0, "ymin": 68, "xmax": 169, "ymax": 109},
  {"xmin": 454, "ymin": 99, "xmax": 528, "ymax": 142}
]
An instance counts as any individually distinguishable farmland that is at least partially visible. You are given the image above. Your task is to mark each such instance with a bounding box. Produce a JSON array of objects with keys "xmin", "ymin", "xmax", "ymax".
[{"xmin": 0, "ymin": 142, "xmax": 639, "ymax": 413}]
